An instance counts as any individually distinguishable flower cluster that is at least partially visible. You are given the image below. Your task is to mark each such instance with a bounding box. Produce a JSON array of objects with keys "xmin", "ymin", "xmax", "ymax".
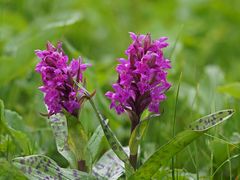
[
  {"xmin": 35, "ymin": 42, "xmax": 91, "ymax": 116},
  {"xmin": 105, "ymin": 33, "xmax": 171, "ymax": 116}
]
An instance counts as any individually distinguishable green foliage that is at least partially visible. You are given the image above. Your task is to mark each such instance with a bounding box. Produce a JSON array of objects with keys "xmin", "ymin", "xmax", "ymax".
[
  {"xmin": 129, "ymin": 119, "xmax": 149, "ymax": 156},
  {"xmin": 48, "ymin": 114, "xmax": 76, "ymax": 168},
  {"xmin": 0, "ymin": 100, "xmax": 31, "ymax": 155},
  {"xmin": 12, "ymin": 155, "xmax": 95, "ymax": 180},
  {"xmin": 88, "ymin": 98, "xmax": 135, "ymax": 175},
  {"xmin": 87, "ymin": 125, "xmax": 104, "ymax": 163},
  {"xmin": 1, "ymin": 0, "xmax": 240, "ymax": 179},
  {"xmin": 130, "ymin": 110, "xmax": 234, "ymax": 179},
  {"xmin": 93, "ymin": 147, "xmax": 129, "ymax": 180},
  {"xmin": 0, "ymin": 100, "xmax": 31, "ymax": 179},
  {"xmin": 188, "ymin": 109, "xmax": 234, "ymax": 131}
]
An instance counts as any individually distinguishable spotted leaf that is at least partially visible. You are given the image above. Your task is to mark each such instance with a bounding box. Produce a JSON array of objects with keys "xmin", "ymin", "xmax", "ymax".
[
  {"xmin": 13, "ymin": 155, "xmax": 95, "ymax": 180},
  {"xmin": 130, "ymin": 109, "xmax": 234, "ymax": 179},
  {"xmin": 93, "ymin": 147, "xmax": 129, "ymax": 180},
  {"xmin": 49, "ymin": 114, "xmax": 76, "ymax": 168},
  {"xmin": 188, "ymin": 109, "xmax": 234, "ymax": 131}
]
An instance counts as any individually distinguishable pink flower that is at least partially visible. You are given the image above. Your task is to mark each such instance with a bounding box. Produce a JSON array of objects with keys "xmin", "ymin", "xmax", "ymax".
[
  {"xmin": 105, "ymin": 33, "xmax": 171, "ymax": 117},
  {"xmin": 35, "ymin": 42, "xmax": 91, "ymax": 116}
]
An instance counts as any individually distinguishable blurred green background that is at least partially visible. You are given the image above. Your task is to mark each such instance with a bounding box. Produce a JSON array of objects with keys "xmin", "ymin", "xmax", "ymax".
[{"xmin": 0, "ymin": 0, "xmax": 240, "ymax": 179}]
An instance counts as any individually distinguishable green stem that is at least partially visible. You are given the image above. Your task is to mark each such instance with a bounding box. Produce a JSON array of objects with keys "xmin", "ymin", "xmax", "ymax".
[{"xmin": 129, "ymin": 118, "xmax": 140, "ymax": 170}]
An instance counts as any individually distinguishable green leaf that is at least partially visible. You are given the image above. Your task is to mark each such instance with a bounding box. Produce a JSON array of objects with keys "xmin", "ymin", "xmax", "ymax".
[
  {"xmin": 217, "ymin": 82, "xmax": 240, "ymax": 99},
  {"xmin": 12, "ymin": 155, "xmax": 95, "ymax": 180},
  {"xmin": 94, "ymin": 111, "xmax": 134, "ymax": 174},
  {"xmin": 130, "ymin": 109, "xmax": 234, "ymax": 179},
  {"xmin": 0, "ymin": 100, "xmax": 31, "ymax": 155},
  {"xmin": 49, "ymin": 114, "xmax": 76, "ymax": 168},
  {"xmin": 129, "ymin": 119, "xmax": 149, "ymax": 156},
  {"xmin": 4, "ymin": 110, "xmax": 26, "ymax": 131},
  {"xmin": 82, "ymin": 95, "xmax": 135, "ymax": 174},
  {"xmin": 4, "ymin": 110, "xmax": 31, "ymax": 154},
  {"xmin": 66, "ymin": 115, "xmax": 90, "ymax": 170},
  {"xmin": 188, "ymin": 109, "xmax": 234, "ymax": 131},
  {"xmin": 93, "ymin": 147, "xmax": 129, "ymax": 180},
  {"xmin": 87, "ymin": 125, "xmax": 104, "ymax": 162}
]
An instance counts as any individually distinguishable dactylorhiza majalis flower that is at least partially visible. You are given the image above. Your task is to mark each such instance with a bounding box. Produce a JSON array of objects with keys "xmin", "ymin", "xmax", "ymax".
[
  {"xmin": 105, "ymin": 33, "xmax": 171, "ymax": 121},
  {"xmin": 35, "ymin": 42, "xmax": 91, "ymax": 116}
]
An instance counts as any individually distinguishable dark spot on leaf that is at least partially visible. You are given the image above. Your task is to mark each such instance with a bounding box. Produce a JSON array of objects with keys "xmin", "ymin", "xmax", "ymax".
[
  {"xmin": 20, "ymin": 159, "xmax": 25, "ymax": 164},
  {"xmin": 58, "ymin": 172, "xmax": 63, "ymax": 180},
  {"xmin": 93, "ymin": 171, "xmax": 100, "ymax": 177},
  {"xmin": 95, "ymin": 163, "xmax": 104, "ymax": 169},
  {"xmin": 56, "ymin": 167, "xmax": 60, "ymax": 171},
  {"xmin": 107, "ymin": 154, "xmax": 114, "ymax": 160},
  {"xmin": 112, "ymin": 144, "xmax": 118, "ymax": 150},
  {"xmin": 28, "ymin": 167, "xmax": 32, "ymax": 174},
  {"xmin": 105, "ymin": 133, "xmax": 110, "ymax": 139},
  {"xmin": 36, "ymin": 164, "xmax": 41, "ymax": 169},
  {"xmin": 73, "ymin": 170, "xmax": 78, "ymax": 177},
  {"xmin": 212, "ymin": 115, "xmax": 216, "ymax": 120},
  {"xmin": 44, "ymin": 166, "xmax": 49, "ymax": 172}
]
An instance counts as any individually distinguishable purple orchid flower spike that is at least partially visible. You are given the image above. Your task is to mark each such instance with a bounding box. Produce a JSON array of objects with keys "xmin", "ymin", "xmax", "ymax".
[
  {"xmin": 35, "ymin": 42, "xmax": 91, "ymax": 117},
  {"xmin": 105, "ymin": 32, "xmax": 171, "ymax": 127}
]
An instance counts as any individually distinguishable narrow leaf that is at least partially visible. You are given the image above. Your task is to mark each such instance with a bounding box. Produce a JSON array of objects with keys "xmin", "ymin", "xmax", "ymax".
[
  {"xmin": 88, "ymin": 98, "xmax": 135, "ymax": 174},
  {"xmin": 12, "ymin": 155, "xmax": 95, "ymax": 180},
  {"xmin": 188, "ymin": 109, "xmax": 234, "ymax": 131},
  {"xmin": 87, "ymin": 125, "xmax": 104, "ymax": 162},
  {"xmin": 49, "ymin": 114, "xmax": 76, "ymax": 168},
  {"xmin": 129, "ymin": 119, "xmax": 149, "ymax": 155},
  {"xmin": 94, "ymin": 110, "xmax": 134, "ymax": 174},
  {"xmin": 130, "ymin": 109, "xmax": 234, "ymax": 179}
]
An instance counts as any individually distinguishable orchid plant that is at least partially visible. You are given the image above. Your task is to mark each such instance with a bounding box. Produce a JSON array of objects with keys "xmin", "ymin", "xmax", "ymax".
[{"xmin": 6, "ymin": 33, "xmax": 234, "ymax": 180}]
